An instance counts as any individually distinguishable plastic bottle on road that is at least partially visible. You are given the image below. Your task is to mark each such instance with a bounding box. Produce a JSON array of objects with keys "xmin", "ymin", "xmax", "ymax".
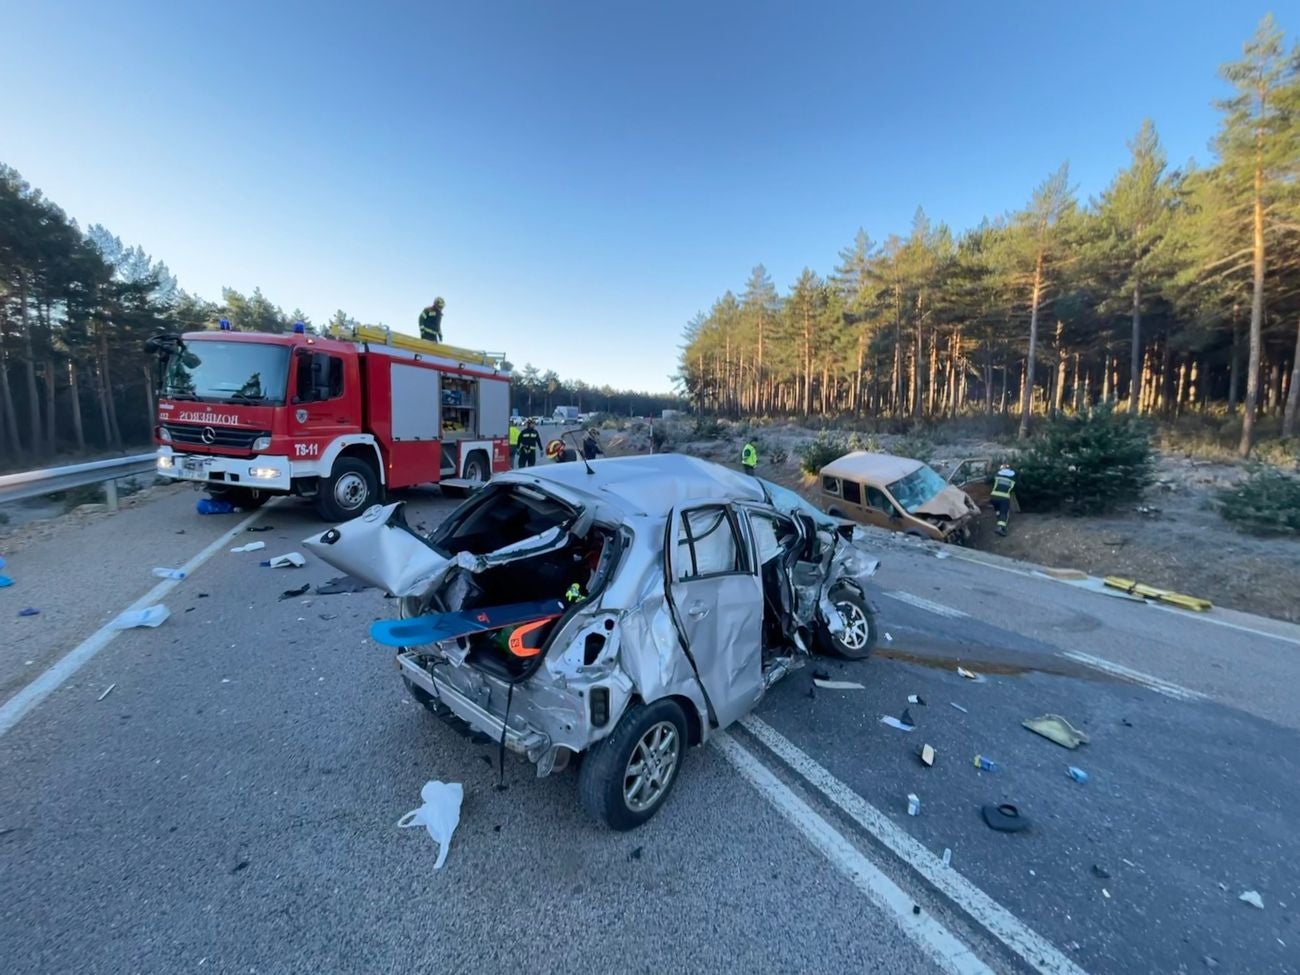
[
  {"xmin": 1067, "ymin": 766, "xmax": 1089, "ymax": 784},
  {"xmin": 973, "ymin": 755, "xmax": 1001, "ymax": 772},
  {"xmin": 151, "ymin": 567, "xmax": 187, "ymax": 580},
  {"xmin": 196, "ymin": 498, "xmax": 236, "ymax": 515}
]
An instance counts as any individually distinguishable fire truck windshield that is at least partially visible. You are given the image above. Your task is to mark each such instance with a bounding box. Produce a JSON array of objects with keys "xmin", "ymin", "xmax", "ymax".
[{"xmin": 163, "ymin": 340, "xmax": 291, "ymax": 405}]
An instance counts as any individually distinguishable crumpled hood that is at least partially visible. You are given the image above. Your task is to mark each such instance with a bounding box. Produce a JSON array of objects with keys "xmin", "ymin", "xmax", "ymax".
[{"xmin": 914, "ymin": 486, "xmax": 977, "ymax": 520}]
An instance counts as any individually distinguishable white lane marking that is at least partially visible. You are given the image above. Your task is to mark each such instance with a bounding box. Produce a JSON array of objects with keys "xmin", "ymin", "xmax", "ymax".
[
  {"xmin": 0, "ymin": 505, "xmax": 270, "ymax": 737},
  {"xmin": 739, "ymin": 716, "xmax": 1089, "ymax": 975},
  {"xmin": 713, "ymin": 733, "xmax": 993, "ymax": 975},
  {"xmin": 884, "ymin": 590, "xmax": 970, "ymax": 619},
  {"xmin": 952, "ymin": 550, "xmax": 1300, "ymax": 648},
  {"xmin": 1061, "ymin": 651, "xmax": 1205, "ymax": 702}
]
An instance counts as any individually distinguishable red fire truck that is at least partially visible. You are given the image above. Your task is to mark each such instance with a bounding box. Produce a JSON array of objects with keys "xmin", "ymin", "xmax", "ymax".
[{"xmin": 150, "ymin": 323, "xmax": 512, "ymax": 520}]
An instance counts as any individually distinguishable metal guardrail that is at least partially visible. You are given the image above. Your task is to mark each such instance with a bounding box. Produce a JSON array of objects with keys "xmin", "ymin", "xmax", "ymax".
[{"xmin": 0, "ymin": 452, "xmax": 158, "ymax": 509}]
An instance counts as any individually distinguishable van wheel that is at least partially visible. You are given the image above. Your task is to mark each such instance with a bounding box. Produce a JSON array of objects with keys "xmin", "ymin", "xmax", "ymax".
[
  {"xmin": 316, "ymin": 457, "xmax": 378, "ymax": 522},
  {"xmin": 578, "ymin": 699, "xmax": 687, "ymax": 831},
  {"xmin": 817, "ymin": 585, "xmax": 877, "ymax": 660}
]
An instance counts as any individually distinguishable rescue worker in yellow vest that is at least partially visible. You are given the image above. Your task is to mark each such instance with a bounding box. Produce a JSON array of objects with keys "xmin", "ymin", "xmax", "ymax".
[
  {"xmin": 508, "ymin": 421, "xmax": 521, "ymax": 467},
  {"xmin": 990, "ymin": 465, "xmax": 1016, "ymax": 536},
  {"xmin": 741, "ymin": 441, "xmax": 758, "ymax": 476}
]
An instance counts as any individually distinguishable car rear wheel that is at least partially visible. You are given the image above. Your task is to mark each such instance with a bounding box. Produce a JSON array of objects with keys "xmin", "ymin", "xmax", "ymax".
[
  {"xmin": 578, "ymin": 699, "xmax": 687, "ymax": 831},
  {"xmin": 817, "ymin": 586, "xmax": 877, "ymax": 661}
]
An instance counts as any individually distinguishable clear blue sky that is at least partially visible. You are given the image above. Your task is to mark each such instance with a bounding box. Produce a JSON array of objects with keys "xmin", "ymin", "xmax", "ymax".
[{"xmin": 1, "ymin": 1, "xmax": 1286, "ymax": 392}]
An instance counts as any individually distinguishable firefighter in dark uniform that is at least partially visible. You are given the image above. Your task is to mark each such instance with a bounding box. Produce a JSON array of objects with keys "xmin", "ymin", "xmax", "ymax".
[
  {"xmin": 990, "ymin": 465, "xmax": 1016, "ymax": 536},
  {"xmin": 516, "ymin": 418, "xmax": 542, "ymax": 468},
  {"xmin": 582, "ymin": 428, "xmax": 603, "ymax": 461},
  {"xmin": 419, "ymin": 297, "xmax": 445, "ymax": 344}
]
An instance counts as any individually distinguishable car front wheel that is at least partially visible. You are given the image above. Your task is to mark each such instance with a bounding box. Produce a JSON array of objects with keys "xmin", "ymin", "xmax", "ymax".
[
  {"xmin": 578, "ymin": 699, "xmax": 687, "ymax": 831},
  {"xmin": 817, "ymin": 585, "xmax": 877, "ymax": 660}
]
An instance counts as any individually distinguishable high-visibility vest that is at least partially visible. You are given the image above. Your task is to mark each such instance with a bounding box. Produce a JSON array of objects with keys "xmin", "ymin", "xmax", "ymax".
[
  {"xmin": 991, "ymin": 475, "xmax": 1015, "ymax": 499},
  {"xmin": 742, "ymin": 443, "xmax": 758, "ymax": 467},
  {"xmin": 509, "ymin": 425, "xmax": 520, "ymax": 446}
]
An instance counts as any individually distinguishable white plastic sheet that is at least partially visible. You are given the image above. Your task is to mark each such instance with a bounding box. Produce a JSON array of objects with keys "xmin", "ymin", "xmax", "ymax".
[{"xmin": 397, "ymin": 780, "xmax": 464, "ymax": 869}]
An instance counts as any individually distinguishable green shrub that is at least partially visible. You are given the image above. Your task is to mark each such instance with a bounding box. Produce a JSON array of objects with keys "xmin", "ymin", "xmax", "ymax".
[
  {"xmin": 693, "ymin": 416, "xmax": 724, "ymax": 439},
  {"xmin": 651, "ymin": 425, "xmax": 673, "ymax": 452},
  {"xmin": 1014, "ymin": 405, "xmax": 1154, "ymax": 515},
  {"xmin": 769, "ymin": 447, "xmax": 789, "ymax": 466},
  {"xmin": 848, "ymin": 431, "xmax": 881, "ymax": 453},
  {"xmin": 1217, "ymin": 467, "xmax": 1300, "ymax": 535},
  {"xmin": 797, "ymin": 432, "xmax": 849, "ymax": 476}
]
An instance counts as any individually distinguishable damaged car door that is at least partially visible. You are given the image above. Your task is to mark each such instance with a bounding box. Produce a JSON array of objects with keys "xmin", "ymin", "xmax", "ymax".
[{"xmin": 663, "ymin": 503, "xmax": 764, "ymax": 730}]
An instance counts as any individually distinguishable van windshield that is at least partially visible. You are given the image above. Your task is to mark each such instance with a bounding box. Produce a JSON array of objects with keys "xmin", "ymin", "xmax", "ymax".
[
  {"xmin": 163, "ymin": 340, "xmax": 291, "ymax": 405},
  {"xmin": 887, "ymin": 465, "xmax": 947, "ymax": 513}
]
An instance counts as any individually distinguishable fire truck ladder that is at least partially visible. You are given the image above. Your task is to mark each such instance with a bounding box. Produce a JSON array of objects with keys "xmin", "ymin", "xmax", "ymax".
[{"xmin": 334, "ymin": 324, "xmax": 507, "ymax": 370}]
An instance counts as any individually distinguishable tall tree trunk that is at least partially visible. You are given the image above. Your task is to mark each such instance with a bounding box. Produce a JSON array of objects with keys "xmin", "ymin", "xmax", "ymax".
[
  {"xmin": 142, "ymin": 364, "xmax": 156, "ymax": 432},
  {"xmin": 1188, "ymin": 360, "xmax": 1200, "ymax": 411},
  {"xmin": 1175, "ymin": 360, "xmax": 1188, "ymax": 416},
  {"xmin": 999, "ymin": 362, "xmax": 1009, "ymax": 414},
  {"xmin": 1283, "ymin": 318, "xmax": 1300, "ymax": 439},
  {"xmin": 20, "ymin": 278, "xmax": 41, "ymax": 452},
  {"xmin": 1052, "ymin": 321, "xmax": 1066, "ymax": 415},
  {"xmin": 95, "ymin": 359, "xmax": 113, "ymax": 447},
  {"xmin": 1128, "ymin": 276, "xmax": 1142, "ymax": 413},
  {"xmin": 892, "ymin": 287, "xmax": 902, "ymax": 414},
  {"xmin": 1239, "ymin": 157, "xmax": 1265, "ymax": 458},
  {"xmin": 912, "ymin": 310, "xmax": 924, "ymax": 418},
  {"xmin": 1017, "ymin": 253, "xmax": 1044, "ymax": 439},
  {"xmin": 1267, "ymin": 360, "xmax": 1282, "ymax": 416},
  {"xmin": 1101, "ymin": 355, "xmax": 1112, "ymax": 402},
  {"xmin": 0, "ymin": 331, "xmax": 21, "ymax": 457},
  {"xmin": 1228, "ymin": 307, "xmax": 1241, "ymax": 413},
  {"xmin": 44, "ymin": 359, "xmax": 57, "ymax": 453},
  {"xmin": 68, "ymin": 360, "xmax": 86, "ymax": 451},
  {"xmin": 984, "ymin": 348, "xmax": 993, "ymax": 416},
  {"xmin": 1159, "ymin": 339, "xmax": 1173, "ymax": 414}
]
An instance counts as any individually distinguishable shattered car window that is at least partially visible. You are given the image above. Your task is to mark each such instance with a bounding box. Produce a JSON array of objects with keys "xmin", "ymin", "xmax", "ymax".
[
  {"xmin": 677, "ymin": 507, "xmax": 742, "ymax": 580},
  {"xmin": 436, "ymin": 485, "xmax": 575, "ymax": 556},
  {"xmin": 887, "ymin": 466, "xmax": 947, "ymax": 513}
]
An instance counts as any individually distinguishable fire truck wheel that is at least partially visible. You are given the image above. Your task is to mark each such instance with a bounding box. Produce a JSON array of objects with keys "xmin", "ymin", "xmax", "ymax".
[
  {"xmin": 316, "ymin": 457, "xmax": 378, "ymax": 522},
  {"xmin": 463, "ymin": 451, "xmax": 489, "ymax": 484}
]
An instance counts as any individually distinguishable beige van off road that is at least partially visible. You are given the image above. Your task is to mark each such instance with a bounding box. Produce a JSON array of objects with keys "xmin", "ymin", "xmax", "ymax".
[{"xmin": 818, "ymin": 451, "xmax": 990, "ymax": 544}]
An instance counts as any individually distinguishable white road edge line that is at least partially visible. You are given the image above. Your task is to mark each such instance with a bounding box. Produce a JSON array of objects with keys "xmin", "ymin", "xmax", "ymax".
[
  {"xmin": 739, "ymin": 716, "xmax": 1089, "ymax": 975},
  {"xmin": 0, "ymin": 504, "xmax": 270, "ymax": 738},
  {"xmin": 713, "ymin": 732, "xmax": 994, "ymax": 975},
  {"xmin": 883, "ymin": 590, "xmax": 970, "ymax": 620},
  {"xmin": 1061, "ymin": 650, "xmax": 1205, "ymax": 702}
]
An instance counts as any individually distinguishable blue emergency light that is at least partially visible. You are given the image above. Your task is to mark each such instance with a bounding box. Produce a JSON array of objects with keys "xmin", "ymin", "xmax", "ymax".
[
  {"xmin": 219, "ymin": 319, "xmax": 231, "ymax": 330},
  {"xmin": 293, "ymin": 321, "xmax": 306, "ymax": 334}
]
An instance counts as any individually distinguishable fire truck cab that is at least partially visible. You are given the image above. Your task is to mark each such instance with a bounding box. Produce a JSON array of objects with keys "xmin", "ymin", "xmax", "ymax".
[{"xmin": 152, "ymin": 324, "xmax": 511, "ymax": 520}]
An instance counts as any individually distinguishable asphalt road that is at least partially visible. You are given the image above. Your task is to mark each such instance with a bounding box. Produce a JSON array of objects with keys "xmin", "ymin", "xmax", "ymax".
[{"xmin": 1, "ymin": 478, "xmax": 1298, "ymax": 974}]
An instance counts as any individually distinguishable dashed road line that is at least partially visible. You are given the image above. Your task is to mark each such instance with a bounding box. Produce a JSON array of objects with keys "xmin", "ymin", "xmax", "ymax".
[
  {"xmin": 1061, "ymin": 650, "xmax": 1205, "ymax": 702},
  {"xmin": 883, "ymin": 590, "xmax": 970, "ymax": 619},
  {"xmin": 714, "ymin": 732, "xmax": 995, "ymax": 975},
  {"xmin": 0, "ymin": 505, "xmax": 270, "ymax": 737},
  {"xmin": 738, "ymin": 715, "xmax": 1090, "ymax": 975}
]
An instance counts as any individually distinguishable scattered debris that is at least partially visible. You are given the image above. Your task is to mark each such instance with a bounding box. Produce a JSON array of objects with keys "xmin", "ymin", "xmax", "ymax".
[
  {"xmin": 1103, "ymin": 575, "xmax": 1212, "ymax": 612},
  {"xmin": 884, "ymin": 631, "xmax": 894, "ymax": 642},
  {"xmin": 900, "ymin": 707, "xmax": 916, "ymax": 727},
  {"xmin": 941, "ymin": 848, "xmax": 952, "ymax": 867},
  {"xmin": 1203, "ymin": 954, "xmax": 1219, "ymax": 968},
  {"xmin": 396, "ymin": 780, "xmax": 464, "ymax": 869},
  {"xmin": 0, "ymin": 575, "xmax": 12, "ymax": 588},
  {"xmin": 973, "ymin": 754, "xmax": 1000, "ymax": 772},
  {"xmin": 230, "ymin": 542, "xmax": 266, "ymax": 554},
  {"xmin": 1091, "ymin": 864, "xmax": 1111, "ymax": 879},
  {"xmin": 919, "ymin": 744, "xmax": 936, "ymax": 767},
  {"xmin": 1102, "ymin": 888, "xmax": 1111, "ymax": 899},
  {"xmin": 260, "ymin": 552, "xmax": 306, "ymax": 569},
  {"xmin": 981, "ymin": 803, "xmax": 1030, "ymax": 832},
  {"xmin": 1123, "ymin": 858, "xmax": 1139, "ymax": 869},
  {"xmin": 1121, "ymin": 718, "xmax": 1133, "ymax": 728},
  {"xmin": 1023, "ymin": 714, "xmax": 1090, "ymax": 749},
  {"xmin": 957, "ymin": 666, "xmax": 985, "ymax": 682},
  {"xmin": 279, "ymin": 584, "xmax": 311, "ymax": 601},
  {"xmin": 949, "ymin": 702, "xmax": 969, "ymax": 714},
  {"xmin": 231, "ymin": 860, "xmax": 250, "ymax": 874},
  {"xmin": 17, "ymin": 607, "xmax": 39, "ymax": 617},
  {"xmin": 1067, "ymin": 766, "xmax": 1090, "ymax": 784},
  {"xmin": 196, "ymin": 498, "xmax": 238, "ymax": 515},
  {"xmin": 197, "ymin": 593, "xmax": 209, "ymax": 598},
  {"xmin": 813, "ymin": 678, "xmax": 865, "ymax": 690},
  {"xmin": 151, "ymin": 567, "xmax": 187, "ymax": 580},
  {"xmin": 912, "ymin": 904, "xmax": 922, "ymax": 914},
  {"xmin": 97, "ymin": 684, "xmax": 116, "ymax": 701},
  {"xmin": 1041, "ymin": 566, "xmax": 1088, "ymax": 581},
  {"xmin": 319, "ymin": 613, "xmax": 339, "ymax": 621},
  {"xmin": 316, "ymin": 575, "xmax": 372, "ymax": 595},
  {"xmin": 880, "ymin": 716, "xmax": 915, "ymax": 732},
  {"xmin": 907, "ymin": 694, "xmax": 926, "ymax": 705},
  {"xmin": 935, "ymin": 550, "xmax": 951, "ymax": 559},
  {"xmin": 109, "ymin": 605, "xmax": 170, "ymax": 629},
  {"xmin": 906, "ymin": 793, "xmax": 921, "ymax": 816},
  {"xmin": 1238, "ymin": 890, "xmax": 1264, "ymax": 910},
  {"xmin": 812, "ymin": 668, "xmax": 831, "ymax": 681},
  {"xmin": 247, "ymin": 525, "xmax": 275, "ymax": 532},
  {"xmin": 630, "ymin": 847, "xmax": 643, "ymax": 861}
]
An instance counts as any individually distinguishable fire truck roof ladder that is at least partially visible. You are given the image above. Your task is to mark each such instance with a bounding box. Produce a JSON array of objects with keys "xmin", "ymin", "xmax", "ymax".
[{"xmin": 337, "ymin": 324, "xmax": 507, "ymax": 370}]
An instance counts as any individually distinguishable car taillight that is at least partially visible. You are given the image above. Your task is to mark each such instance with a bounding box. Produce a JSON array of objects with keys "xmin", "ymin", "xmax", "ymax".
[{"xmin": 590, "ymin": 687, "xmax": 610, "ymax": 728}]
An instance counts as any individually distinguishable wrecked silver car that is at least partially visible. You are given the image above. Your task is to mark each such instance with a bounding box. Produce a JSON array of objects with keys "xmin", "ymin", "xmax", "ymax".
[{"xmin": 305, "ymin": 454, "xmax": 881, "ymax": 830}]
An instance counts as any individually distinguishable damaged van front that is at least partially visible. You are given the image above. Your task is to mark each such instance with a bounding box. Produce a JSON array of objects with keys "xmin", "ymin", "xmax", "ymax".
[{"xmin": 305, "ymin": 455, "xmax": 881, "ymax": 830}]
